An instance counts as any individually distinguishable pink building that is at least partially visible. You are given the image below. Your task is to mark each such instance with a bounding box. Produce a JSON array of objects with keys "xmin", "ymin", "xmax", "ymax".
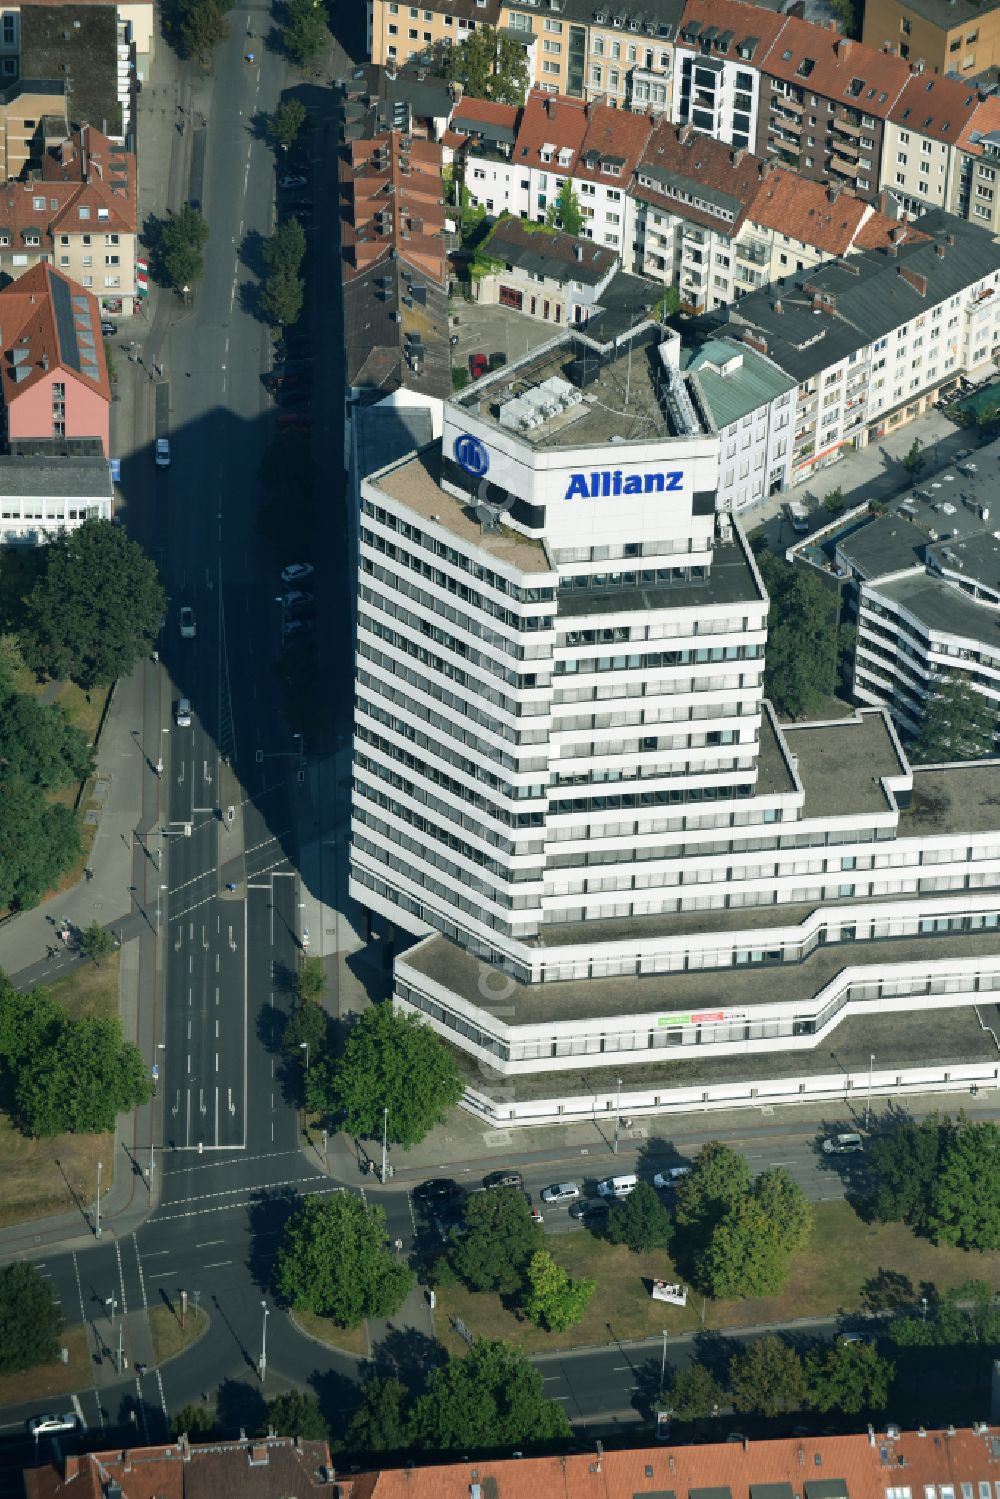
[{"xmin": 0, "ymin": 265, "xmax": 110, "ymax": 455}]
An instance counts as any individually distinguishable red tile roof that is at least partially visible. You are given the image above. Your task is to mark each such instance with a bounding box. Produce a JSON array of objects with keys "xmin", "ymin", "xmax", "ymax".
[
  {"xmin": 511, "ymin": 88, "xmax": 589, "ymax": 172},
  {"xmin": 451, "ymin": 96, "xmax": 519, "ymax": 131},
  {"xmin": 339, "ymin": 130, "xmax": 446, "ymax": 285},
  {"xmin": 357, "ymin": 1427, "xmax": 1000, "ymax": 1499},
  {"xmin": 0, "ymin": 263, "xmax": 110, "ymax": 406},
  {"xmin": 676, "ymin": 0, "xmax": 791, "ymax": 59},
  {"xmin": 887, "ymin": 71, "xmax": 988, "ymax": 143},
  {"xmin": 759, "ymin": 18, "xmax": 911, "ymax": 118},
  {"xmin": 24, "ymin": 1434, "xmax": 334, "ymax": 1499},
  {"xmin": 955, "ymin": 92, "xmax": 1000, "ymax": 155},
  {"xmin": 748, "ymin": 168, "xmax": 911, "ymax": 252},
  {"xmin": 41, "ymin": 125, "xmax": 137, "ymax": 236},
  {"xmin": 574, "ymin": 101, "xmax": 655, "ymax": 187},
  {"xmin": 635, "ymin": 120, "xmax": 772, "ymax": 235}
]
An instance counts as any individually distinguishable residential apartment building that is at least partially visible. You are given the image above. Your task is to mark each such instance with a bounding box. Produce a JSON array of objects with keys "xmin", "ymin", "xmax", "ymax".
[
  {"xmin": 683, "ymin": 334, "xmax": 797, "ymax": 506},
  {"xmin": 0, "ymin": 452, "xmax": 112, "ymax": 544},
  {"xmin": 880, "ymin": 72, "xmax": 1000, "ymax": 230},
  {"xmin": 0, "ymin": 264, "xmax": 110, "ymax": 455},
  {"xmin": 863, "ymin": 0, "xmax": 1000, "ymax": 77},
  {"xmin": 671, "ymin": 0, "xmax": 791, "ymax": 151},
  {"xmin": 472, "ymin": 216, "xmax": 621, "ymax": 326},
  {"xmin": 715, "ymin": 212, "xmax": 1000, "ymax": 488},
  {"xmin": 572, "ymin": 97, "xmax": 652, "ymax": 251},
  {"xmin": 464, "ymin": 89, "xmax": 588, "ymax": 220},
  {"xmin": 371, "ymin": 0, "xmax": 503, "ymax": 71},
  {"xmin": 351, "ymin": 301, "xmax": 1000, "ymax": 1124},
  {"xmin": 755, "ymin": 22, "xmax": 911, "ymax": 200}
]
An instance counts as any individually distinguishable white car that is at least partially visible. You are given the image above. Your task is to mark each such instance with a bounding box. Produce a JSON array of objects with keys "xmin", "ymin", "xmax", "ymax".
[
  {"xmin": 28, "ymin": 1413, "xmax": 77, "ymax": 1436},
  {"xmin": 174, "ymin": 697, "xmax": 192, "ymax": 727},
  {"xmin": 179, "ymin": 606, "xmax": 196, "ymax": 639},
  {"xmin": 540, "ymin": 1182, "xmax": 580, "ymax": 1204},
  {"xmin": 280, "ymin": 562, "xmax": 314, "ymax": 585},
  {"xmin": 155, "ymin": 437, "xmax": 170, "ymax": 468},
  {"xmin": 653, "ymin": 1167, "xmax": 691, "ymax": 1190}
]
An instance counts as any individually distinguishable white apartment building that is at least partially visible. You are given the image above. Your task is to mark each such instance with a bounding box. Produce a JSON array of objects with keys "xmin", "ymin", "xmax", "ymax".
[
  {"xmin": 670, "ymin": 0, "xmax": 788, "ymax": 151},
  {"xmin": 350, "ymin": 315, "xmax": 1000, "ymax": 1126},
  {"xmin": 0, "ymin": 455, "xmax": 113, "ymax": 545},
  {"xmin": 683, "ymin": 337, "xmax": 796, "ymax": 508},
  {"xmin": 719, "ymin": 211, "xmax": 1000, "ymax": 485}
]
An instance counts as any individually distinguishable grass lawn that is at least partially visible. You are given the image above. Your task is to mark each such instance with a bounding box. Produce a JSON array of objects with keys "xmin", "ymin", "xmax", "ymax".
[
  {"xmin": 0, "ymin": 955, "xmax": 118, "ymax": 1228},
  {"xmin": 0, "ymin": 1324, "xmax": 90, "ymax": 1407},
  {"xmin": 434, "ymin": 1202, "xmax": 1000, "ymax": 1357},
  {"xmin": 149, "ymin": 1304, "xmax": 208, "ymax": 1365},
  {"xmin": 291, "ymin": 1308, "xmax": 369, "ymax": 1358}
]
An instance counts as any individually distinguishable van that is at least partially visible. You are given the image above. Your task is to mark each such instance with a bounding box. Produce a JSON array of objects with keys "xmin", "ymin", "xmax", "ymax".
[
  {"xmin": 596, "ymin": 1173, "xmax": 638, "ymax": 1200},
  {"xmin": 822, "ymin": 1132, "xmax": 863, "ymax": 1155}
]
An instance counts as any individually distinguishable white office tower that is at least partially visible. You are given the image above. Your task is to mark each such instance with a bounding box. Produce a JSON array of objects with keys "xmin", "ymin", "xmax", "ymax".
[{"xmin": 350, "ymin": 322, "xmax": 1000, "ymax": 1127}]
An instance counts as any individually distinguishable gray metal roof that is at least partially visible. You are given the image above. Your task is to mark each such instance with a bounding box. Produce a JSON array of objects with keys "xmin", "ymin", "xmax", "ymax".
[
  {"xmin": 0, "ymin": 454, "xmax": 111, "ymax": 496},
  {"xmin": 635, "ymin": 162, "xmax": 742, "ymax": 216},
  {"xmin": 505, "ymin": 0, "xmax": 684, "ymax": 40}
]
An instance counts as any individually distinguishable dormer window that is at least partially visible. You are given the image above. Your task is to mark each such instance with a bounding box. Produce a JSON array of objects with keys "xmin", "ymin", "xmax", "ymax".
[
  {"xmin": 32, "ymin": 195, "xmax": 44, "ymax": 210},
  {"xmin": 78, "ymin": 206, "xmax": 90, "ymax": 220}
]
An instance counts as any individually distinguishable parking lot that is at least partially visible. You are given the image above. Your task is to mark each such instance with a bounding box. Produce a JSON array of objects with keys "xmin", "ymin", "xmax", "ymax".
[{"xmin": 448, "ymin": 298, "xmax": 564, "ymax": 377}]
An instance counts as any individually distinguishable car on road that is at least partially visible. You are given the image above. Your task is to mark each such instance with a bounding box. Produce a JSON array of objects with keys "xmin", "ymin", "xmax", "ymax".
[
  {"xmin": 469, "ymin": 352, "xmax": 488, "ymax": 380},
  {"xmin": 652, "ymin": 1167, "xmax": 691, "ymax": 1190},
  {"xmin": 596, "ymin": 1173, "xmax": 637, "ymax": 1200},
  {"xmin": 279, "ymin": 589, "xmax": 313, "ymax": 611},
  {"xmin": 174, "ymin": 697, "xmax": 192, "ymax": 727},
  {"xmin": 822, "ymin": 1132, "xmax": 863, "ymax": 1155},
  {"xmin": 179, "ymin": 606, "xmax": 196, "ymax": 639},
  {"xmin": 541, "ymin": 1182, "xmax": 580, "ymax": 1204},
  {"xmin": 488, "ymin": 351, "xmax": 507, "ymax": 371},
  {"xmin": 484, "ymin": 1170, "xmax": 524, "ymax": 1191},
  {"xmin": 100, "ymin": 320, "xmax": 117, "ymax": 337},
  {"xmin": 281, "ymin": 562, "xmax": 314, "ymax": 585},
  {"xmin": 838, "ymin": 1331, "xmax": 876, "ymax": 1344},
  {"xmin": 568, "ymin": 1197, "xmax": 607, "ymax": 1220},
  {"xmin": 282, "ymin": 616, "xmax": 314, "ymax": 639},
  {"xmin": 413, "ymin": 1177, "xmax": 463, "ymax": 1203},
  {"xmin": 28, "ymin": 1414, "xmax": 78, "ymax": 1436},
  {"xmin": 279, "ymin": 174, "xmax": 307, "ymax": 189},
  {"xmin": 155, "ymin": 437, "xmax": 171, "ymax": 468}
]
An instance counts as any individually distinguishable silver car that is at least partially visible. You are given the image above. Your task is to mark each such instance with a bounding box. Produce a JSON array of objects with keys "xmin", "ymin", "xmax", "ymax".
[{"xmin": 540, "ymin": 1182, "xmax": 580, "ymax": 1204}]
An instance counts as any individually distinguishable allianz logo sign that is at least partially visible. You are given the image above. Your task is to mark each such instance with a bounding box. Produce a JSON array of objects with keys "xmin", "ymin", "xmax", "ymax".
[{"xmin": 565, "ymin": 469, "xmax": 684, "ymax": 499}]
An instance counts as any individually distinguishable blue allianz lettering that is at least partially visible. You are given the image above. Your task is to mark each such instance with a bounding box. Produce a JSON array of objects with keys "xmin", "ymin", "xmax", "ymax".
[{"xmin": 564, "ymin": 470, "xmax": 683, "ymax": 500}]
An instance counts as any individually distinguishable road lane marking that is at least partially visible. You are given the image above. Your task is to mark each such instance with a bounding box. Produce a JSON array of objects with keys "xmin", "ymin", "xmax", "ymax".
[
  {"xmin": 147, "ymin": 1270, "xmax": 178, "ymax": 1280},
  {"xmin": 195, "ymin": 1239, "xmax": 224, "ymax": 1247},
  {"xmin": 203, "ymin": 1260, "xmax": 232, "ymax": 1269}
]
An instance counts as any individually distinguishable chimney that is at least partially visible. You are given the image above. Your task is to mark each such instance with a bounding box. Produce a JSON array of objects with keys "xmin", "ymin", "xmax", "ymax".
[
  {"xmin": 41, "ymin": 351, "xmax": 49, "ymax": 371},
  {"xmin": 898, "ymin": 265, "xmax": 928, "ymax": 296},
  {"xmin": 178, "ymin": 1434, "xmax": 191, "ymax": 1462},
  {"xmin": 574, "ymin": 243, "xmax": 583, "ymax": 259},
  {"xmin": 827, "ymin": 183, "xmax": 841, "ymax": 203},
  {"xmin": 742, "ymin": 329, "xmax": 768, "ymax": 354},
  {"xmin": 731, "ymin": 146, "xmax": 745, "ymax": 165},
  {"xmin": 935, "ymin": 242, "xmax": 945, "ymax": 257},
  {"xmin": 836, "ymin": 37, "xmax": 852, "ymax": 56},
  {"xmin": 547, "ymin": 97, "xmax": 557, "ymax": 118},
  {"xmin": 249, "ymin": 1443, "xmax": 270, "ymax": 1466}
]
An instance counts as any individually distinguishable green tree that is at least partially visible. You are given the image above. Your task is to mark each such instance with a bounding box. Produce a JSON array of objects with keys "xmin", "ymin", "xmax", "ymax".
[
  {"xmin": 14, "ymin": 1016, "xmax": 152, "ymax": 1137},
  {"xmin": 344, "ymin": 1375, "xmax": 412, "ymax": 1455},
  {"xmin": 827, "ymin": 0, "xmax": 859, "ymax": 37},
  {"xmin": 730, "ymin": 1336, "xmax": 805, "ymax": 1417},
  {"xmin": 0, "ymin": 780, "xmax": 81, "ymax": 912},
  {"xmin": 0, "ymin": 1261, "xmax": 65, "ymax": 1372},
  {"xmin": 823, "ymin": 486, "xmax": 845, "ymax": 514},
  {"xmin": 160, "ymin": 204, "xmax": 210, "ymax": 291},
  {"xmin": 284, "ymin": 0, "xmax": 327, "ymax": 65},
  {"xmin": 674, "ymin": 1141, "xmax": 751, "ymax": 1253},
  {"xmin": 449, "ymin": 1185, "xmax": 544, "ymax": 1295},
  {"xmin": 697, "ymin": 1195, "xmax": 791, "ymax": 1299},
  {"xmin": 522, "ymin": 1249, "xmax": 595, "ymax": 1333},
  {"xmin": 275, "ymin": 1194, "xmax": 413, "ymax": 1328},
  {"xmin": 902, "ymin": 436, "xmax": 924, "ymax": 475},
  {"xmin": 911, "ymin": 679, "xmax": 995, "ymax": 763},
  {"xmin": 927, "ymin": 1119, "xmax": 1000, "ymax": 1250},
  {"xmin": 0, "ymin": 691, "xmax": 91, "ymax": 789},
  {"xmin": 806, "ymin": 1340, "xmax": 894, "ymax": 1414},
  {"xmin": 317, "ymin": 1001, "xmax": 463, "ymax": 1148},
  {"xmin": 605, "ymin": 1180, "xmax": 673, "ymax": 1253},
  {"xmin": 78, "ymin": 922, "xmax": 116, "ymax": 966},
  {"xmin": 754, "ymin": 1167, "xmax": 812, "ymax": 1256},
  {"xmin": 265, "ymin": 218, "xmax": 307, "ymax": 278},
  {"xmin": 654, "ymin": 285, "xmax": 681, "ymax": 320},
  {"xmin": 545, "ymin": 180, "xmax": 583, "ymax": 235},
  {"xmin": 170, "ymin": 1404, "xmax": 216, "ymax": 1438},
  {"xmin": 283, "ymin": 998, "xmax": 328, "ymax": 1060},
  {"xmin": 20, "ymin": 518, "xmax": 165, "ymax": 689},
  {"xmin": 178, "ymin": 0, "xmax": 229, "ymax": 62},
  {"xmin": 666, "ymin": 1362, "xmax": 725, "ymax": 1421},
  {"xmin": 269, "ymin": 97, "xmax": 308, "ymax": 148},
  {"xmin": 436, "ymin": 26, "xmax": 530, "ymax": 104},
  {"xmin": 755, "ymin": 550, "xmax": 839, "ymax": 719},
  {"xmin": 409, "ymin": 1339, "xmax": 571, "ymax": 1451},
  {"xmin": 294, "ymin": 954, "xmax": 326, "ymax": 1005},
  {"xmin": 0, "ymin": 979, "xmax": 63, "ymax": 1065},
  {"xmin": 865, "ymin": 1115, "xmax": 951, "ymax": 1231},
  {"xmin": 261, "ymin": 1389, "xmax": 328, "ymax": 1440}
]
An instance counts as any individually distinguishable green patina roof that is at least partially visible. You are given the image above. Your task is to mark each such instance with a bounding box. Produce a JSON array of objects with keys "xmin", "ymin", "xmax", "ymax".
[{"xmin": 683, "ymin": 336, "xmax": 796, "ymax": 429}]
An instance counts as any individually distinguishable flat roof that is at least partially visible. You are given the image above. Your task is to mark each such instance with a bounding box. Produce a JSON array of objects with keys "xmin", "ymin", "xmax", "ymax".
[
  {"xmin": 558, "ymin": 535, "xmax": 764, "ymax": 617},
  {"xmin": 782, "ymin": 713, "xmax": 906, "ymax": 820},
  {"xmin": 908, "ymin": 761, "xmax": 1000, "ymax": 833},
  {"xmin": 369, "ymin": 445, "xmax": 554, "ymax": 576},
  {"xmin": 838, "ymin": 513, "xmax": 928, "ymax": 579},
  {"xmin": 870, "ymin": 570, "xmax": 1000, "ymax": 646},
  {"xmin": 404, "ymin": 925, "xmax": 1000, "ymax": 1026},
  {"xmin": 453, "ymin": 1003, "xmax": 1000, "ymax": 1103}
]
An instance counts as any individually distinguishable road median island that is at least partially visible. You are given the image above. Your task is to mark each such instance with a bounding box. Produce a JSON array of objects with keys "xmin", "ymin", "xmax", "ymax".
[
  {"xmin": 149, "ymin": 1304, "xmax": 209, "ymax": 1366},
  {"xmin": 289, "ymin": 1306, "xmax": 369, "ymax": 1359},
  {"xmin": 433, "ymin": 1201, "xmax": 1000, "ymax": 1356}
]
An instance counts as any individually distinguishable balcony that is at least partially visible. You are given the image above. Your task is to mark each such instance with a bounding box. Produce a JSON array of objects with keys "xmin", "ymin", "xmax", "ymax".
[
  {"xmin": 830, "ymin": 155, "xmax": 860, "ymax": 179},
  {"xmin": 737, "ymin": 241, "xmax": 769, "ymax": 266},
  {"xmin": 833, "ymin": 114, "xmax": 862, "ymax": 137},
  {"xmin": 832, "ymin": 135, "xmax": 859, "ymax": 158}
]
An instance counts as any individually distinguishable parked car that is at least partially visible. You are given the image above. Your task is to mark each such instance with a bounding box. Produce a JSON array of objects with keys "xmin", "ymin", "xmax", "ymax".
[
  {"xmin": 822, "ymin": 1132, "xmax": 863, "ymax": 1155},
  {"xmin": 282, "ymin": 616, "xmax": 314, "ymax": 638},
  {"xmin": 413, "ymin": 1178, "xmax": 462, "ymax": 1203},
  {"xmin": 280, "ymin": 590, "xmax": 314, "ymax": 613},
  {"xmin": 278, "ymin": 174, "xmax": 307, "ymax": 189},
  {"xmin": 596, "ymin": 1174, "xmax": 637, "ymax": 1200},
  {"xmin": 28, "ymin": 1414, "xmax": 78, "ymax": 1436},
  {"xmin": 155, "ymin": 437, "xmax": 170, "ymax": 467},
  {"xmin": 281, "ymin": 562, "xmax": 314, "ymax": 585},
  {"xmin": 483, "ymin": 1170, "xmax": 524, "ymax": 1191},
  {"xmin": 179, "ymin": 607, "xmax": 196, "ymax": 639},
  {"xmin": 540, "ymin": 1182, "xmax": 580, "ymax": 1204},
  {"xmin": 100, "ymin": 320, "xmax": 117, "ymax": 337},
  {"xmin": 652, "ymin": 1167, "xmax": 691, "ymax": 1190},
  {"xmin": 174, "ymin": 697, "xmax": 192, "ymax": 727},
  {"xmin": 469, "ymin": 352, "xmax": 488, "ymax": 380},
  {"xmin": 488, "ymin": 351, "xmax": 507, "ymax": 371},
  {"xmin": 568, "ymin": 1198, "xmax": 608, "ymax": 1220}
]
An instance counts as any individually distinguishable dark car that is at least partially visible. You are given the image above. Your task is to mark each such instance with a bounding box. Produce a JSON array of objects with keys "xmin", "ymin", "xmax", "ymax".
[
  {"xmin": 469, "ymin": 352, "xmax": 488, "ymax": 380},
  {"xmin": 413, "ymin": 1177, "xmax": 462, "ymax": 1203},
  {"xmin": 483, "ymin": 1170, "xmax": 524, "ymax": 1191},
  {"xmin": 568, "ymin": 1198, "xmax": 608, "ymax": 1220},
  {"xmin": 100, "ymin": 320, "xmax": 117, "ymax": 337},
  {"xmin": 488, "ymin": 351, "xmax": 507, "ymax": 371}
]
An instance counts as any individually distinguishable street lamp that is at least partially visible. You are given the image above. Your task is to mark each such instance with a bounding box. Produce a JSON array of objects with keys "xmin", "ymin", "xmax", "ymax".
[
  {"xmin": 156, "ymin": 883, "xmax": 168, "ymax": 931},
  {"xmin": 660, "ymin": 1328, "xmax": 668, "ymax": 1391},
  {"xmin": 258, "ymin": 1300, "xmax": 269, "ymax": 1382},
  {"xmin": 299, "ymin": 1041, "xmax": 310, "ymax": 1072},
  {"xmin": 865, "ymin": 1051, "xmax": 875, "ymax": 1130},
  {"xmin": 95, "ymin": 1159, "xmax": 103, "ymax": 1238},
  {"xmin": 106, "ymin": 1293, "xmax": 117, "ymax": 1327},
  {"xmin": 613, "ymin": 1075, "xmax": 622, "ymax": 1156},
  {"xmin": 381, "ymin": 1105, "xmax": 388, "ymax": 1185}
]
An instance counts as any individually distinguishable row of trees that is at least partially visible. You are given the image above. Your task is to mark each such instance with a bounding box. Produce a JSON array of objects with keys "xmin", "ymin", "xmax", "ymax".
[
  {"xmin": 157, "ymin": 204, "xmax": 210, "ymax": 295},
  {"xmin": 436, "ymin": 27, "xmax": 530, "ymax": 105},
  {"xmin": 866, "ymin": 1114, "xmax": 1000, "ymax": 1251},
  {"xmin": 261, "ymin": 218, "xmax": 306, "ymax": 328},
  {"xmin": 666, "ymin": 1334, "xmax": 893, "ymax": 1423},
  {"xmin": 0, "ymin": 976, "xmax": 151, "ymax": 1137}
]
